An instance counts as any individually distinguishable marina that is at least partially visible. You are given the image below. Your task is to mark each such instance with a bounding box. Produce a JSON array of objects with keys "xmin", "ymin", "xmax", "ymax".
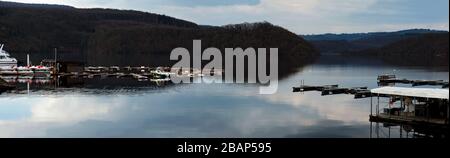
[
  {"xmin": 294, "ymin": 75, "xmax": 450, "ymax": 130},
  {"xmin": 3, "ymin": 44, "xmax": 450, "ymax": 133},
  {"xmin": 1, "ymin": 44, "xmax": 223, "ymax": 88},
  {"xmin": 2, "ymin": 65, "xmax": 220, "ymax": 81},
  {"xmin": 1, "ymin": 0, "xmax": 450, "ymax": 153}
]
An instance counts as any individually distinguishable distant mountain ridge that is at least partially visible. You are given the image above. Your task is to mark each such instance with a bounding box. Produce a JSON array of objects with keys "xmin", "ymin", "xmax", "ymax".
[
  {"xmin": 352, "ymin": 33, "xmax": 449, "ymax": 66},
  {"xmin": 0, "ymin": 0, "xmax": 74, "ymax": 9},
  {"xmin": 302, "ymin": 29, "xmax": 447, "ymax": 41},
  {"xmin": 301, "ymin": 29, "xmax": 449, "ymax": 55}
]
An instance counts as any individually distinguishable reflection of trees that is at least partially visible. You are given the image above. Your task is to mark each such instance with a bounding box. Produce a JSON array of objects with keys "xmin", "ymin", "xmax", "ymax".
[{"xmin": 370, "ymin": 122, "xmax": 449, "ymax": 138}]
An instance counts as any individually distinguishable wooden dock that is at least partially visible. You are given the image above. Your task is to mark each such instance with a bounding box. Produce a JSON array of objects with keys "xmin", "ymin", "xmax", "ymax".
[
  {"xmin": 321, "ymin": 87, "xmax": 348, "ymax": 95},
  {"xmin": 292, "ymin": 85, "xmax": 338, "ymax": 92},
  {"xmin": 293, "ymin": 85, "xmax": 372, "ymax": 99}
]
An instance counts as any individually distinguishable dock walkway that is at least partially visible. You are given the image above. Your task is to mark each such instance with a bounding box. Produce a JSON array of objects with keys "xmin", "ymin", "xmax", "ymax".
[{"xmin": 293, "ymin": 85, "xmax": 372, "ymax": 98}]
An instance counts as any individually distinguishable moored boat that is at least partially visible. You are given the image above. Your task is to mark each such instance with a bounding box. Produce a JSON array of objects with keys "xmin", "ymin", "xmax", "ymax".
[
  {"xmin": 0, "ymin": 44, "xmax": 18, "ymax": 68},
  {"xmin": 0, "ymin": 67, "xmax": 17, "ymax": 75}
]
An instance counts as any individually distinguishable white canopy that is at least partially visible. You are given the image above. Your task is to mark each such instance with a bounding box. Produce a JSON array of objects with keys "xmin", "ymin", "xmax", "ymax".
[{"xmin": 371, "ymin": 87, "xmax": 449, "ymax": 100}]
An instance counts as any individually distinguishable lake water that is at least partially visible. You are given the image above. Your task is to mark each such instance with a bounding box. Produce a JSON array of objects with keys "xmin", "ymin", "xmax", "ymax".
[{"xmin": 0, "ymin": 56, "xmax": 448, "ymax": 138}]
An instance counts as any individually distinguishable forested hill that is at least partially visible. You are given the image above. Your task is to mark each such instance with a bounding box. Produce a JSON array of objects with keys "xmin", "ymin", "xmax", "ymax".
[
  {"xmin": 302, "ymin": 29, "xmax": 447, "ymax": 55},
  {"xmin": 0, "ymin": 0, "xmax": 318, "ymax": 75},
  {"xmin": 355, "ymin": 33, "xmax": 449, "ymax": 66},
  {"xmin": 0, "ymin": 0, "xmax": 197, "ymax": 56},
  {"xmin": 0, "ymin": 0, "xmax": 74, "ymax": 9}
]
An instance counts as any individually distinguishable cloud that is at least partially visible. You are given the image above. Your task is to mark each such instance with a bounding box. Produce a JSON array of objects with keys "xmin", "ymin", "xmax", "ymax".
[
  {"xmin": 138, "ymin": 0, "xmax": 448, "ymax": 33},
  {"xmin": 167, "ymin": 0, "xmax": 260, "ymax": 7}
]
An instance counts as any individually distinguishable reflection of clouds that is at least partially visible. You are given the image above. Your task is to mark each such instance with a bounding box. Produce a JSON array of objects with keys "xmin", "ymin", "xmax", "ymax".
[
  {"xmin": 0, "ymin": 91, "xmax": 326, "ymax": 138},
  {"xmin": 0, "ymin": 96, "xmax": 125, "ymax": 137},
  {"xmin": 261, "ymin": 93, "xmax": 370, "ymax": 123},
  {"xmin": 227, "ymin": 105, "xmax": 317, "ymax": 137},
  {"xmin": 285, "ymin": 120, "xmax": 369, "ymax": 138},
  {"xmin": 229, "ymin": 84, "xmax": 370, "ymax": 124},
  {"xmin": 0, "ymin": 121, "xmax": 51, "ymax": 137},
  {"xmin": 30, "ymin": 97, "xmax": 122, "ymax": 123}
]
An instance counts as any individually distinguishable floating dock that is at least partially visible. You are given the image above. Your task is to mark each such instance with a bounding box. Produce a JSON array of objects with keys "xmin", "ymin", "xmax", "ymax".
[
  {"xmin": 292, "ymin": 85, "xmax": 338, "ymax": 92},
  {"xmin": 293, "ymin": 85, "xmax": 372, "ymax": 99}
]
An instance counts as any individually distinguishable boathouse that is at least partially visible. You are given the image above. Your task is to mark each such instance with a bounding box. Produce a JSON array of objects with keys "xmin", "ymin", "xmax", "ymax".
[
  {"xmin": 370, "ymin": 87, "xmax": 449, "ymax": 126},
  {"xmin": 41, "ymin": 59, "xmax": 84, "ymax": 73}
]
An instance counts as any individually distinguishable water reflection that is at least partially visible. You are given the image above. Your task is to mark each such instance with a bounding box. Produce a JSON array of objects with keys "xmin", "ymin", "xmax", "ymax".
[
  {"xmin": 1, "ymin": 75, "xmax": 175, "ymax": 96},
  {"xmin": 370, "ymin": 122, "xmax": 449, "ymax": 138},
  {"xmin": 0, "ymin": 56, "xmax": 448, "ymax": 138}
]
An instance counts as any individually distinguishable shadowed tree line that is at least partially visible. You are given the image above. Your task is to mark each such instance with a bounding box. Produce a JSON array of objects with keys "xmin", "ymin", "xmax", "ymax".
[
  {"xmin": 347, "ymin": 33, "xmax": 449, "ymax": 66},
  {"xmin": 303, "ymin": 29, "xmax": 448, "ymax": 67}
]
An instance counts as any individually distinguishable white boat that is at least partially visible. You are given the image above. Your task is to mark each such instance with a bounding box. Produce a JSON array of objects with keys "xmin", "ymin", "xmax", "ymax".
[
  {"xmin": 85, "ymin": 67, "xmax": 104, "ymax": 73},
  {"xmin": 151, "ymin": 69, "xmax": 175, "ymax": 77},
  {"xmin": 0, "ymin": 44, "xmax": 18, "ymax": 68},
  {"xmin": 150, "ymin": 78, "xmax": 171, "ymax": 82},
  {"xmin": 0, "ymin": 67, "xmax": 17, "ymax": 75}
]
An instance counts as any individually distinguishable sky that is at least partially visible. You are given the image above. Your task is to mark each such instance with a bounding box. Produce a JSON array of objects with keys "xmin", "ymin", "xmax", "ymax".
[{"xmin": 5, "ymin": 0, "xmax": 450, "ymax": 34}]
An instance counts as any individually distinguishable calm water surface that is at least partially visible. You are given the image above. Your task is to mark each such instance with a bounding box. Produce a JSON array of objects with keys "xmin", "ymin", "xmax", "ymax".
[{"xmin": 1, "ymin": 56, "xmax": 448, "ymax": 138}]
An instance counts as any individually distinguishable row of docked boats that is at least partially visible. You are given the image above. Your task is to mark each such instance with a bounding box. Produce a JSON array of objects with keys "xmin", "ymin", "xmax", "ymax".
[
  {"xmin": 0, "ymin": 66, "xmax": 52, "ymax": 78},
  {"xmin": 0, "ymin": 44, "xmax": 52, "ymax": 78},
  {"xmin": 84, "ymin": 66, "xmax": 176, "ymax": 78}
]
